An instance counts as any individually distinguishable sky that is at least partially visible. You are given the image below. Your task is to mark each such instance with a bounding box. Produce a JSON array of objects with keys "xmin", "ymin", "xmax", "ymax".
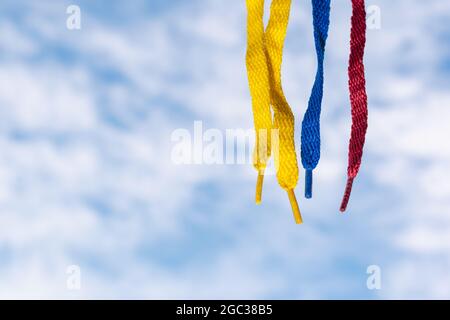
[{"xmin": 0, "ymin": 0, "xmax": 449, "ymax": 299}]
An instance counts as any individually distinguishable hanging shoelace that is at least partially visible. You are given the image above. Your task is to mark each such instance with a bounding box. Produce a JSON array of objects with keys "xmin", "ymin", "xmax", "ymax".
[
  {"xmin": 340, "ymin": 0, "xmax": 368, "ymax": 212},
  {"xmin": 300, "ymin": 0, "xmax": 331, "ymax": 199},
  {"xmin": 245, "ymin": 0, "xmax": 302, "ymax": 224}
]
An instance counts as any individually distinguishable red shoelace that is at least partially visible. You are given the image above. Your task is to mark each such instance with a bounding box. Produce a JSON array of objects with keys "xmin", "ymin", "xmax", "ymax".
[{"xmin": 340, "ymin": 0, "xmax": 369, "ymax": 212}]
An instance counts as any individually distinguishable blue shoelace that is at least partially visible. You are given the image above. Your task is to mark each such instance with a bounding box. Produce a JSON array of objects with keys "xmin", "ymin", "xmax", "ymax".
[{"xmin": 301, "ymin": 0, "xmax": 331, "ymax": 198}]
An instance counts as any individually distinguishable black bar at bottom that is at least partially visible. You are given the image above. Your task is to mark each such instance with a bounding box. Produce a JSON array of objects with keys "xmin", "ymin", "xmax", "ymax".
[{"xmin": 0, "ymin": 300, "xmax": 446, "ymax": 318}]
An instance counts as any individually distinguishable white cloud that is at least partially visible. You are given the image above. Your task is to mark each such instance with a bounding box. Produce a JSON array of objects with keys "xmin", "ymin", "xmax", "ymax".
[{"xmin": 0, "ymin": 64, "xmax": 97, "ymax": 131}]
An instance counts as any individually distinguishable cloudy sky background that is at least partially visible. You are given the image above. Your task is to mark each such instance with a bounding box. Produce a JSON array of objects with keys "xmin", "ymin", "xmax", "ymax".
[{"xmin": 0, "ymin": 0, "xmax": 449, "ymax": 299}]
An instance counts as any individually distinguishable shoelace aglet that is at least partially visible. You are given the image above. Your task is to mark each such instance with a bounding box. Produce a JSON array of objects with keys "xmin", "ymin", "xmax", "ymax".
[
  {"xmin": 255, "ymin": 170, "xmax": 265, "ymax": 204},
  {"xmin": 305, "ymin": 169, "xmax": 313, "ymax": 199},
  {"xmin": 287, "ymin": 189, "xmax": 303, "ymax": 224},
  {"xmin": 340, "ymin": 177, "xmax": 354, "ymax": 212}
]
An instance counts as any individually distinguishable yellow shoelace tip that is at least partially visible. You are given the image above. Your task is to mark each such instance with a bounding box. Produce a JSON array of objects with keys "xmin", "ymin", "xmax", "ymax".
[
  {"xmin": 255, "ymin": 172, "xmax": 264, "ymax": 204},
  {"xmin": 287, "ymin": 189, "xmax": 303, "ymax": 224}
]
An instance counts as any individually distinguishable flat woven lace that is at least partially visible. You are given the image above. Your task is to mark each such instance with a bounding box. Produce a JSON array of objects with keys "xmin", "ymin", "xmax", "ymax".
[{"xmin": 245, "ymin": 0, "xmax": 302, "ymax": 223}]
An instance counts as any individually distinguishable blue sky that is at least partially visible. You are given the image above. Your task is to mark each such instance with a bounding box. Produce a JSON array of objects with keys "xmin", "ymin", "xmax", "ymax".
[{"xmin": 0, "ymin": 0, "xmax": 450, "ymax": 299}]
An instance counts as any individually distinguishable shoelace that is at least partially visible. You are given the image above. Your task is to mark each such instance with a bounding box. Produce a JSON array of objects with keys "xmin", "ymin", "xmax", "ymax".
[
  {"xmin": 300, "ymin": 0, "xmax": 331, "ymax": 199},
  {"xmin": 340, "ymin": 0, "xmax": 368, "ymax": 212},
  {"xmin": 246, "ymin": 0, "xmax": 302, "ymax": 224}
]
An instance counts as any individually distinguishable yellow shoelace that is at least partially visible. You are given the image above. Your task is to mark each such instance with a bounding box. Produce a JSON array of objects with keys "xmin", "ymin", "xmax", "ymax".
[{"xmin": 245, "ymin": 0, "xmax": 302, "ymax": 224}]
